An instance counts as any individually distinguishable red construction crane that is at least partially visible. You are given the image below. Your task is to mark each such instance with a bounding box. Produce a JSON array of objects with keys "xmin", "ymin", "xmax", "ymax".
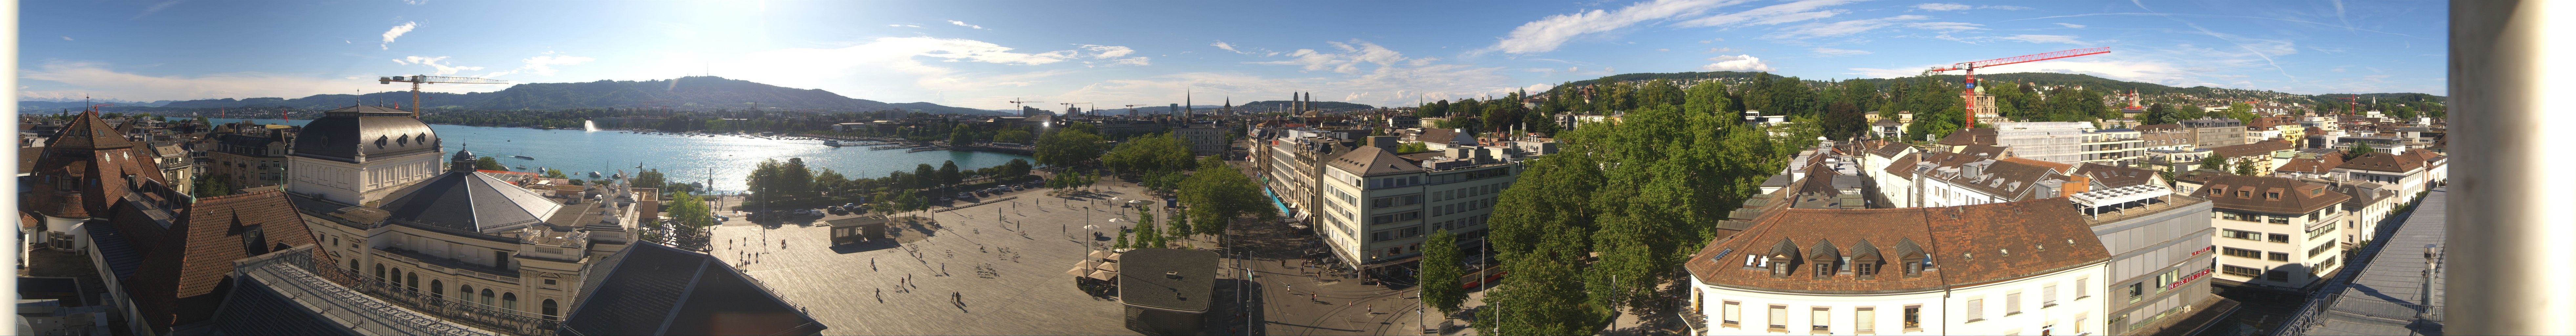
[{"xmin": 1926, "ymin": 47, "xmax": 2111, "ymax": 129}]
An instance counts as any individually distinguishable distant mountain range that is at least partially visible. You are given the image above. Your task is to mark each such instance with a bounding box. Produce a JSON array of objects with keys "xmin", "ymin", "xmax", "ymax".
[{"xmin": 83, "ymin": 76, "xmax": 1002, "ymax": 115}]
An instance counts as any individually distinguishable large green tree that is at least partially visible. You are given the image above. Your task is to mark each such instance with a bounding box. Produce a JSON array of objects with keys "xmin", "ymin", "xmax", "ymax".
[
  {"xmin": 474, "ymin": 157, "xmax": 506, "ymax": 171},
  {"xmin": 939, "ymin": 160, "xmax": 962, "ymax": 186},
  {"xmin": 1033, "ymin": 125, "xmax": 1108, "ymax": 167},
  {"xmin": 1175, "ymin": 155, "xmax": 1272, "ymax": 237},
  {"xmin": 1419, "ymin": 229, "xmax": 1466, "ymax": 315},
  {"xmin": 1100, "ymin": 133, "xmax": 1197, "ymax": 175}
]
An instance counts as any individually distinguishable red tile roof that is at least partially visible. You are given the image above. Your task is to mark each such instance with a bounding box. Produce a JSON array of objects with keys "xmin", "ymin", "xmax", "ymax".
[
  {"xmin": 121, "ymin": 190, "xmax": 324, "ymax": 332},
  {"xmin": 2195, "ymin": 175, "xmax": 2351, "ymax": 215},
  {"xmin": 2337, "ymin": 152, "xmax": 2423, "ymax": 173},
  {"xmin": 1685, "ymin": 199, "xmax": 2111, "ymax": 293},
  {"xmin": 2209, "ymin": 139, "xmax": 2295, "ymax": 159},
  {"xmin": 1999, "ymin": 157, "xmax": 2073, "ymax": 174},
  {"xmin": 2276, "ymin": 155, "xmax": 2344, "ymax": 175}
]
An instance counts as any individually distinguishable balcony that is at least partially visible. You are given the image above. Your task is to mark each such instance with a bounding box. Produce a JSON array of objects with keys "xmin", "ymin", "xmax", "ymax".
[{"xmin": 378, "ymin": 246, "xmax": 521, "ymax": 279}]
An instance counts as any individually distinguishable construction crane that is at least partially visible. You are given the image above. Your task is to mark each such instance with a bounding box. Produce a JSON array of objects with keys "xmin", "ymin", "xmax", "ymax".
[
  {"xmin": 1927, "ymin": 47, "xmax": 2111, "ymax": 129},
  {"xmin": 1123, "ymin": 104, "xmax": 1147, "ymax": 116},
  {"xmin": 380, "ymin": 75, "xmax": 509, "ymax": 117},
  {"xmin": 1009, "ymin": 98, "xmax": 1045, "ymax": 114}
]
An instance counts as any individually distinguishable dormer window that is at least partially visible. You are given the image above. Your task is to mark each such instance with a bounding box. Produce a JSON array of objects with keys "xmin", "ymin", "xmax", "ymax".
[
  {"xmin": 1856, "ymin": 262, "xmax": 1877, "ymax": 277},
  {"xmin": 2267, "ymin": 192, "xmax": 2280, "ymax": 199},
  {"xmin": 1770, "ymin": 259, "xmax": 1792, "ymax": 277}
]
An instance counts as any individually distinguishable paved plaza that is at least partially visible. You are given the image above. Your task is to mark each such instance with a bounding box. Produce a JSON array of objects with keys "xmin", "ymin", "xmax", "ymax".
[
  {"xmin": 703, "ymin": 165, "xmax": 1496, "ymax": 335},
  {"xmin": 709, "ymin": 184, "xmax": 1171, "ymax": 335}
]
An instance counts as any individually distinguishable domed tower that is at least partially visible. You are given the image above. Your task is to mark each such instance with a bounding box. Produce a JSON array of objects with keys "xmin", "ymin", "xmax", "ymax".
[
  {"xmin": 286, "ymin": 104, "xmax": 445, "ymax": 205},
  {"xmin": 452, "ymin": 149, "xmax": 478, "ymax": 172}
]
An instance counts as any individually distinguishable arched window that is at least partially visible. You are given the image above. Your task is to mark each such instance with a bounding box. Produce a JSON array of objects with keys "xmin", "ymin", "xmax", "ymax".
[
  {"xmin": 431, "ymin": 280, "xmax": 445, "ymax": 300},
  {"xmin": 542, "ymin": 299, "xmax": 559, "ymax": 319},
  {"xmin": 502, "ymin": 293, "xmax": 518, "ymax": 311},
  {"xmin": 389, "ymin": 268, "xmax": 402, "ymax": 285},
  {"xmin": 374, "ymin": 264, "xmax": 386, "ymax": 280},
  {"xmin": 350, "ymin": 260, "xmax": 361, "ymax": 273},
  {"xmin": 480, "ymin": 289, "xmax": 496, "ymax": 306},
  {"xmin": 405, "ymin": 272, "xmax": 419, "ymax": 292},
  {"xmin": 460, "ymin": 284, "xmax": 474, "ymax": 305}
]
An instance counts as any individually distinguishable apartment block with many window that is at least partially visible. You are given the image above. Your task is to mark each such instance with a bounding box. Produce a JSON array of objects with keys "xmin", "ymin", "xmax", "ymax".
[
  {"xmin": 2198, "ymin": 175, "xmax": 2352, "ymax": 288},
  {"xmin": 1315, "ymin": 136, "xmax": 1522, "ymax": 272}
]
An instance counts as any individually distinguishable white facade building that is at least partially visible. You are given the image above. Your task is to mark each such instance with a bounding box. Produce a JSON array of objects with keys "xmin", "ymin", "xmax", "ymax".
[
  {"xmin": 1687, "ymin": 200, "xmax": 2111, "ymax": 336},
  {"xmin": 2197, "ymin": 175, "xmax": 2352, "ymax": 288}
]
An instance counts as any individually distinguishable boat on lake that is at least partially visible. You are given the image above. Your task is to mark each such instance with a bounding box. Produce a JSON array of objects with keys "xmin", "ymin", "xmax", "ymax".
[{"xmin": 514, "ymin": 155, "xmax": 535, "ymax": 159}]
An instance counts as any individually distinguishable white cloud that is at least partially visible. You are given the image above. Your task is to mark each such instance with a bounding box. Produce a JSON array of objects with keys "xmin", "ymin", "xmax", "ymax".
[
  {"xmin": 1676, "ymin": 0, "xmax": 1854, "ymax": 27},
  {"xmin": 60, "ymin": 36, "xmax": 72, "ymax": 41},
  {"xmin": 1211, "ymin": 41, "xmax": 1248, "ymax": 54},
  {"xmin": 1487, "ymin": 0, "xmax": 1738, "ymax": 54},
  {"xmin": 380, "ymin": 21, "xmax": 418, "ymax": 50},
  {"xmin": 1907, "ymin": 21, "xmax": 1985, "ymax": 32},
  {"xmin": 1997, "ymin": 34, "xmax": 2090, "ymax": 45},
  {"xmin": 1254, "ymin": 39, "xmax": 1410, "ymax": 74},
  {"xmin": 19, "ymin": 61, "xmax": 367, "ymax": 101},
  {"xmin": 1811, "ymin": 47, "xmax": 1872, "ymax": 56},
  {"xmin": 1983, "ymin": 5, "xmax": 2034, "ymax": 10},
  {"xmin": 1656, "ymin": 48, "xmax": 1670, "ymax": 52},
  {"xmin": 132, "ymin": 1, "xmax": 180, "ymax": 20},
  {"xmin": 947, "ymin": 20, "xmax": 984, "ymax": 29},
  {"xmin": 491, "ymin": 52, "xmax": 596, "ymax": 76},
  {"xmin": 1768, "ymin": 15, "xmax": 1928, "ymax": 39},
  {"xmin": 888, "ymin": 24, "xmax": 920, "ymax": 28},
  {"xmin": 2055, "ymin": 23, "xmax": 2086, "ymax": 29},
  {"xmin": 1079, "ymin": 45, "xmax": 1135, "ymax": 58},
  {"xmin": 1109, "ymin": 57, "xmax": 1151, "ymax": 67},
  {"xmin": 1914, "ymin": 3, "xmax": 1972, "ymax": 11},
  {"xmin": 1700, "ymin": 54, "xmax": 1774, "ymax": 72},
  {"xmin": 392, "ymin": 56, "xmax": 484, "ymax": 75}
]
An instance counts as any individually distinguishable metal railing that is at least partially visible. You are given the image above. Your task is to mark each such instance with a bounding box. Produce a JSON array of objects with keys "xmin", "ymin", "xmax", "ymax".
[
  {"xmin": 236, "ymin": 247, "xmax": 495, "ymax": 335},
  {"xmin": 2271, "ymin": 194, "xmax": 2434, "ymax": 336},
  {"xmin": 341, "ymin": 267, "xmax": 563, "ymax": 335}
]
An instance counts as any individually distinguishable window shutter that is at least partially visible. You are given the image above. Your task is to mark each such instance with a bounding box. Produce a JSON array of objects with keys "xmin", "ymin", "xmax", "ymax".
[
  {"xmin": 2077, "ymin": 278, "xmax": 2089, "ymax": 298},
  {"xmin": 1770, "ymin": 306, "xmax": 1789, "ymax": 327},
  {"xmin": 1813, "ymin": 308, "xmax": 1830, "ymax": 329},
  {"xmin": 1857, "ymin": 308, "xmax": 1877, "ymax": 333},
  {"xmin": 1967, "ymin": 299, "xmax": 1985, "ymax": 321},
  {"xmin": 2045, "ymin": 285, "xmax": 2059, "ymax": 305},
  {"xmin": 1724, "ymin": 302, "xmax": 1741, "ymax": 323},
  {"xmin": 2007, "ymin": 292, "xmax": 2023, "ymax": 313}
]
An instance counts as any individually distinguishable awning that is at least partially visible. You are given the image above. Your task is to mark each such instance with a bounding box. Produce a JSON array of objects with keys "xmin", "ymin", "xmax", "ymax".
[
  {"xmin": 1104, "ymin": 252, "xmax": 1121, "ymax": 263},
  {"xmin": 1087, "ymin": 270, "xmax": 1117, "ymax": 281},
  {"xmin": 1265, "ymin": 186, "xmax": 1298, "ymax": 219},
  {"xmin": 1066, "ymin": 266, "xmax": 1091, "ymax": 278},
  {"xmin": 1089, "ymin": 250, "xmax": 1113, "ymax": 261},
  {"xmin": 1074, "ymin": 260, "xmax": 1098, "ymax": 270},
  {"xmin": 1095, "ymin": 262, "xmax": 1120, "ymax": 273}
]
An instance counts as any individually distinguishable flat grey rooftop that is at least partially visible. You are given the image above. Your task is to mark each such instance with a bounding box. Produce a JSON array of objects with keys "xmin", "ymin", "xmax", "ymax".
[{"xmin": 2288, "ymin": 187, "xmax": 2445, "ymax": 336}]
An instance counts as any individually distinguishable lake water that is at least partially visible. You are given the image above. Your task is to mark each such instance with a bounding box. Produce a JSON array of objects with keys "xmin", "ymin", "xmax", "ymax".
[{"xmin": 207, "ymin": 118, "xmax": 1031, "ymax": 193}]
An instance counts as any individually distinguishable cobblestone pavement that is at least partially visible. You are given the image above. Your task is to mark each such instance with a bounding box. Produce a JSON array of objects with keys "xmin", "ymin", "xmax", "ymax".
[{"xmin": 710, "ymin": 184, "xmax": 1157, "ymax": 335}]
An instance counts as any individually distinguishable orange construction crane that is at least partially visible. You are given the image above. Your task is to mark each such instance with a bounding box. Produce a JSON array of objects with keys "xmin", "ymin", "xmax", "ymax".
[
  {"xmin": 381, "ymin": 75, "xmax": 509, "ymax": 118},
  {"xmin": 1927, "ymin": 47, "xmax": 2111, "ymax": 129}
]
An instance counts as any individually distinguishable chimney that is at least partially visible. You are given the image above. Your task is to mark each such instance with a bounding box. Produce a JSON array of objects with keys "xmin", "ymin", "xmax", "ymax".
[{"xmin": 1370, "ymin": 136, "xmax": 1398, "ymax": 150}]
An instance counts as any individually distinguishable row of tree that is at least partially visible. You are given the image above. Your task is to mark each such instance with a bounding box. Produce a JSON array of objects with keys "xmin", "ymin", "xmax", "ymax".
[{"xmin": 1426, "ymin": 79, "xmax": 1794, "ymax": 335}]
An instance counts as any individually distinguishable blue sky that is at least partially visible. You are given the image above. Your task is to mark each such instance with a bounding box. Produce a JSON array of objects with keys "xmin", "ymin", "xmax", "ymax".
[{"xmin": 21, "ymin": 0, "xmax": 2444, "ymax": 110}]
